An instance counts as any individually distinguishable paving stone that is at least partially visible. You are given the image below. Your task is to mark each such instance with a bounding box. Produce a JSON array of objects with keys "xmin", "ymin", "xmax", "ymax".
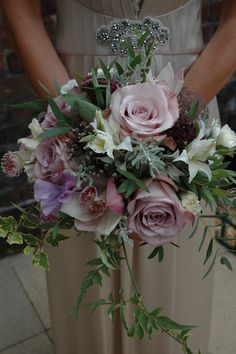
[
  {"xmin": 9, "ymin": 253, "xmax": 51, "ymax": 329},
  {"xmin": 0, "ymin": 258, "xmax": 43, "ymax": 351},
  {"xmin": 19, "ymin": 333, "xmax": 53, "ymax": 354}
]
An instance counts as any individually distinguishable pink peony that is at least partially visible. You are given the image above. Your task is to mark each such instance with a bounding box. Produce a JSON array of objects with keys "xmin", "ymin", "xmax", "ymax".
[
  {"xmin": 34, "ymin": 137, "xmax": 66, "ymax": 178},
  {"xmin": 127, "ymin": 177, "xmax": 194, "ymax": 247},
  {"xmin": 109, "ymin": 81, "xmax": 179, "ymax": 140}
]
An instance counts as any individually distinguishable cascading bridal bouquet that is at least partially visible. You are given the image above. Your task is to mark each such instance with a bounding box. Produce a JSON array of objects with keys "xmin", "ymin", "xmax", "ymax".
[{"xmin": 1, "ymin": 21, "xmax": 236, "ymax": 354}]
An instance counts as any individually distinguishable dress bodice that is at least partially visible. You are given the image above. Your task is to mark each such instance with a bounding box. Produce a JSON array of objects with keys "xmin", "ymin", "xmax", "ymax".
[{"xmin": 55, "ymin": 0, "xmax": 203, "ymax": 57}]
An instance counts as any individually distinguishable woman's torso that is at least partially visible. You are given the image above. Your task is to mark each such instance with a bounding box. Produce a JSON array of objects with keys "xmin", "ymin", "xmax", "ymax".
[{"xmin": 55, "ymin": 0, "xmax": 204, "ymax": 74}]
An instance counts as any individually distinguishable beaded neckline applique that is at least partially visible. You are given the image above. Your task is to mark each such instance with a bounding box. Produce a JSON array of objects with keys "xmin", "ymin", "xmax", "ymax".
[{"xmin": 96, "ymin": 17, "xmax": 170, "ymax": 55}]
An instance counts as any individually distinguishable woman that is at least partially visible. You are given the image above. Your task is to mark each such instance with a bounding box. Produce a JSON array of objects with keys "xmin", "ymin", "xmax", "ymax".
[{"xmin": 1, "ymin": 1, "xmax": 236, "ymax": 353}]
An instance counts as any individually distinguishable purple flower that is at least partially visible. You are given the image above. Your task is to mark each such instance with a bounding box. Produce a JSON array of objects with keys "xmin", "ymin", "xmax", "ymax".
[
  {"xmin": 34, "ymin": 172, "xmax": 77, "ymax": 216},
  {"xmin": 34, "ymin": 137, "xmax": 66, "ymax": 178}
]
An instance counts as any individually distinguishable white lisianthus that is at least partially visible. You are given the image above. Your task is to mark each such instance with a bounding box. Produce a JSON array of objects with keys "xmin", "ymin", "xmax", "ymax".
[
  {"xmin": 216, "ymin": 124, "xmax": 236, "ymax": 149},
  {"xmin": 174, "ymin": 121, "xmax": 216, "ymax": 183},
  {"xmin": 87, "ymin": 110, "xmax": 133, "ymax": 159},
  {"xmin": 181, "ymin": 192, "xmax": 201, "ymax": 215},
  {"xmin": 60, "ymin": 79, "xmax": 78, "ymax": 95}
]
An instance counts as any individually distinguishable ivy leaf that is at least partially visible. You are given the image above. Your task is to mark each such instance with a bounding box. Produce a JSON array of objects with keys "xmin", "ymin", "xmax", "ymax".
[
  {"xmin": 87, "ymin": 258, "xmax": 103, "ymax": 266},
  {"xmin": 128, "ymin": 324, "xmax": 135, "ymax": 337},
  {"xmin": 32, "ymin": 251, "xmax": 50, "ymax": 270},
  {"xmin": 0, "ymin": 216, "xmax": 17, "ymax": 233},
  {"xmin": 23, "ymin": 245, "xmax": 35, "ymax": 256},
  {"xmin": 91, "ymin": 299, "xmax": 107, "ymax": 313},
  {"xmin": 136, "ymin": 323, "xmax": 144, "ymax": 340},
  {"xmin": 220, "ymin": 256, "xmax": 233, "ymax": 271},
  {"xmin": 157, "ymin": 316, "xmax": 196, "ymax": 331},
  {"xmin": 138, "ymin": 313, "xmax": 149, "ymax": 331},
  {"xmin": 7, "ymin": 232, "xmax": 24, "ymax": 245}
]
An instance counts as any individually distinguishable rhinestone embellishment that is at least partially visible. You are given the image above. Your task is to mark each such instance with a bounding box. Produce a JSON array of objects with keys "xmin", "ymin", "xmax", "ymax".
[{"xmin": 96, "ymin": 17, "xmax": 170, "ymax": 55}]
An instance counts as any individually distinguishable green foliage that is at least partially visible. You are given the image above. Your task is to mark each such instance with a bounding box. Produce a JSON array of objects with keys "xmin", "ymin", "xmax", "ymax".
[
  {"xmin": 39, "ymin": 127, "xmax": 71, "ymax": 138},
  {"xmin": 220, "ymin": 256, "xmax": 233, "ymax": 271},
  {"xmin": 117, "ymin": 169, "xmax": 149, "ymax": 197},
  {"xmin": 12, "ymin": 99, "xmax": 48, "ymax": 112},
  {"xmin": 63, "ymin": 93, "xmax": 99, "ymax": 123},
  {"xmin": 148, "ymin": 246, "xmax": 164, "ymax": 262},
  {"xmin": 127, "ymin": 138, "xmax": 165, "ymax": 178},
  {"xmin": 32, "ymin": 251, "xmax": 50, "ymax": 270}
]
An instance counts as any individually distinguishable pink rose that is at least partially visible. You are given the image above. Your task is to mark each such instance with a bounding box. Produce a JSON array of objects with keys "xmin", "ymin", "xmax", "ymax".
[
  {"xmin": 34, "ymin": 137, "xmax": 66, "ymax": 178},
  {"xmin": 61, "ymin": 178, "xmax": 124, "ymax": 236},
  {"xmin": 109, "ymin": 81, "xmax": 179, "ymax": 139},
  {"xmin": 127, "ymin": 177, "xmax": 194, "ymax": 246}
]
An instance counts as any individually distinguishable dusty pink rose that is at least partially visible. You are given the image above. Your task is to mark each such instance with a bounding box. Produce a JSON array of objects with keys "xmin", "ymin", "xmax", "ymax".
[
  {"xmin": 109, "ymin": 82, "xmax": 179, "ymax": 139},
  {"xmin": 127, "ymin": 177, "xmax": 194, "ymax": 246},
  {"xmin": 34, "ymin": 137, "xmax": 66, "ymax": 178},
  {"xmin": 61, "ymin": 178, "xmax": 124, "ymax": 235}
]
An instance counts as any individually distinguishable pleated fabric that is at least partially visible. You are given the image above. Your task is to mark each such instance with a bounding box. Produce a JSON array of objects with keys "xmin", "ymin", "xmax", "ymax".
[{"xmin": 46, "ymin": 1, "xmax": 219, "ymax": 353}]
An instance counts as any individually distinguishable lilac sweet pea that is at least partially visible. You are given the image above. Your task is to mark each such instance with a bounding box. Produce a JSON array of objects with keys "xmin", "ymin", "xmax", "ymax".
[{"xmin": 34, "ymin": 172, "xmax": 77, "ymax": 216}]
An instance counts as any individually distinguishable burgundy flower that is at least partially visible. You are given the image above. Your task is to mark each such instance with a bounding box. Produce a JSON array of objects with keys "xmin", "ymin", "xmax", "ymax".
[{"xmin": 1, "ymin": 151, "xmax": 22, "ymax": 177}]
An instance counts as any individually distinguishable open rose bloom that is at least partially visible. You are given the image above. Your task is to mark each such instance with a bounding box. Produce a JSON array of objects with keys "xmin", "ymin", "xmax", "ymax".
[{"xmin": 1, "ymin": 31, "xmax": 236, "ymax": 350}]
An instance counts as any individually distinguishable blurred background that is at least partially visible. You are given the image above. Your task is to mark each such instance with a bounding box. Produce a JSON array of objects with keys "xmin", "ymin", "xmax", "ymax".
[{"xmin": 0, "ymin": 1, "xmax": 236, "ymax": 353}]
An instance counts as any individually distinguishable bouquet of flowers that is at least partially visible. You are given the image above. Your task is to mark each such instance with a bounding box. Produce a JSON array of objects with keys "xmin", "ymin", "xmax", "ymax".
[{"xmin": 1, "ymin": 24, "xmax": 236, "ymax": 354}]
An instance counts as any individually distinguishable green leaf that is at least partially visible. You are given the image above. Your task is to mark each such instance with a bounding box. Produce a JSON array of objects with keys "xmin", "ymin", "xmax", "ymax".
[
  {"xmin": 48, "ymin": 97, "xmax": 73, "ymax": 127},
  {"xmin": 204, "ymin": 238, "xmax": 214, "ymax": 265},
  {"xmin": 79, "ymin": 134, "xmax": 95, "ymax": 143},
  {"xmin": 136, "ymin": 323, "xmax": 144, "ymax": 340},
  {"xmin": 150, "ymin": 307, "xmax": 162, "ymax": 318},
  {"xmin": 21, "ymin": 216, "xmax": 39, "ymax": 229},
  {"xmin": 128, "ymin": 324, "xmax": 135, "ymax": 337},
  {"xmin": 32, "ymin": 251, "xmax": 50, "ymax": 270},
  {"xmin": 157, "ymin": 316, "xmax": 195, "ymax": 331},
  {"xmin": 37, "ymin": 80, "xmax": 52, "ymax": 96},
  {"xmin": 130, "ymin": 291, "xmax": 140, "ymax": 305},
  {"xmin": 7, "ymin": 232, "xmax": 24, "ymax": 245},
  {"xmin": 198, "ymin": 226, "xmax": 208, "ymax": 252},
  {"xmin": 138, "ymin": 313, "xmax": 149, "ymax": 331},
  {"xmin": 220, "ymin": 256, "xmax": 233, "ymax": 271},
  {"xmin": 115, "ymin": 62, "xmax": 124, "ymax": 76},
  {"xmin": 22, "ymin": 233, "xmax": 40, "ymax": 246},
  {"xmin": 0, "ymin": 227, "xmax": 7, "ymax": 238},
  {"xmin": 86, "ymin": 258, "xmax": 103, "ymax": 266},
  {"xmin": 53, "ymin": 79, "xmax": 62, "ymax": 95},
  {"xmin": 158, "ymin": 246, "xmax": 164, "ymax": 263},
  {"xmin": 118, "ymin": 169, "xmax": 149, "ymax": 193},
  {"xmin": 91, "ymin": 69, "xmax": 105, "ymax": 108},
  {"xmin": 148, "ymin": 247, "xmax": 159, "ymax": 259},
  {"xmin": 130, "ymin": 55, "xmax": 142, "ymax": 70},
  {"xmin": 91, "ymin": 298, "xmax": 107, "ymax": 313},
  {"xmin": 137, "ymin": 31, "xmax": 149, "ymax": 47},
  {"xmin": 46, "ymin": 233, "xmax": 69, "ymax": 247},
  {"xmin": 106, "ymin": 80, "xmax": 111, "ymax": 107},
  {"xmin": 99, "ymin": 60, "xmax": 111, "ymax": 80},
  {"xmin": 0, "ymin": 216, "xmax": 17, "ymax": 233},
  {"xmin": 117, "ymin": 180, "xmax": 130, "ymax": 194},
  {"xmin": 23, "ymin": 245, "xmax": 34, "ymax": 256},
  {"xmin": 202, "ymin": 250, "xmax": 218, "ymax": 279},
  {"xmin": 39, "ymin": 126, "xmax": 71, "ymax": 138},
  {"xmin": 63, "ymin": 93, "xmax": 98, "ymax": 123},
  {"xmin": 188, "ymin": 217, "xmax": 199, "ymax": 239},
  {"xmin": 12, "ymin": 99, "xmax": 48, "ymax": 111}
]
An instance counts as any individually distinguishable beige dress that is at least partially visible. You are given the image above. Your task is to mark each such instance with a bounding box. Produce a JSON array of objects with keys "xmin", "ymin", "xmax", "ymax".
[{"xmin": 47, "ymin": 1, "xmax": 219, "ymax": 353}]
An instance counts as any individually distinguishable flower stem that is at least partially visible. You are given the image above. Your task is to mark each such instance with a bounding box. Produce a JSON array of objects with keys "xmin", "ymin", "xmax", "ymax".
[{"xmin": 121, "ymin": 241, "xmax": 141, "ymax": 297}]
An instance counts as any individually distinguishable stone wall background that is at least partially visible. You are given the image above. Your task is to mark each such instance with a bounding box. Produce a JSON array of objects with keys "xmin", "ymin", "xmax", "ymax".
[{"xmin": 0, "ymin": 0, "xmax": 235, "ymax": 217}]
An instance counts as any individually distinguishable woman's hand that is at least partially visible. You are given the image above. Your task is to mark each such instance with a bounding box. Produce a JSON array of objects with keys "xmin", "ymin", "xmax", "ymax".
[
  {"xmin": 184, "ymin": 0, "xmax": 236, "ymax": 104},
  {"xmin": 0, "ymin": 0, "xmax": 70, "ymax": 97}
]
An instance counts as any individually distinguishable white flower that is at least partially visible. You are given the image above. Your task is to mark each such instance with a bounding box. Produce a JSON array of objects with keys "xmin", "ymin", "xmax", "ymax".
[
  {"xmin": 28, "ymin": 118, "xmax": 43, "ymax": 138},
  {"xmin": 174, "ymin": 121, "xmax": 216, "ymax": 183},
  {"xmin": 60, "ymin": 79, "xmax": 78, "ymax": 95},
  {"xmin": 87, "ymin": 110, "xmax": 133, "ymax": 159},
  {"xmin": 181, "ymin": 192, "xmax": 201, "ymax": 215},
  {"xmin": 216, "ymin": 124, "xmax": 236, "ymax": 149}
]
